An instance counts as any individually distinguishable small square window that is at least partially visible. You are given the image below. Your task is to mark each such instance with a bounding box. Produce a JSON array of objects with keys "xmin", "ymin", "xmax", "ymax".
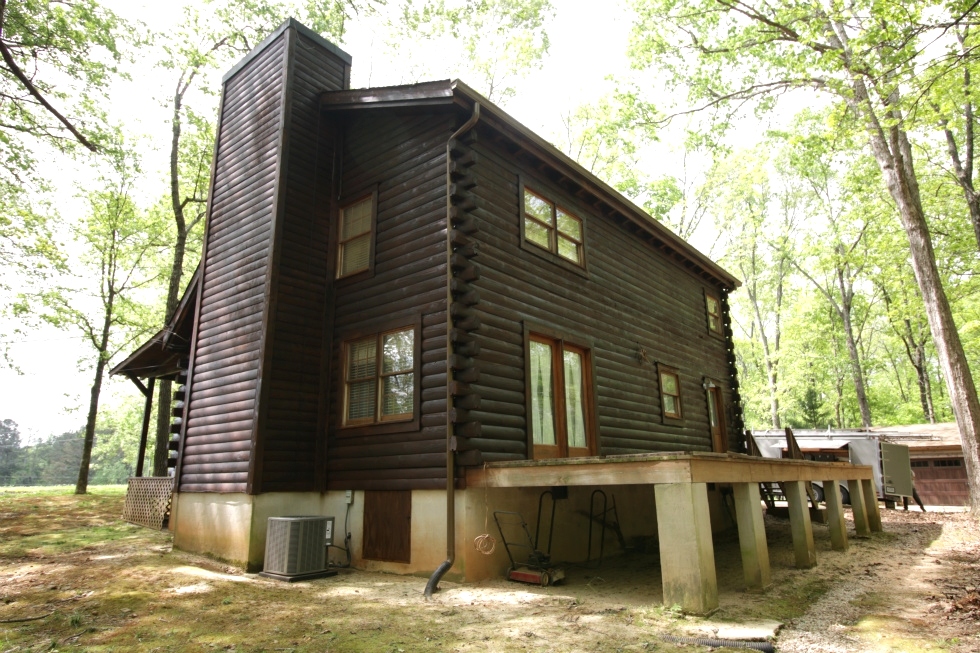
[{"xmin": 338, "ymin": 195, "xmax": 374, "ymax": 278}]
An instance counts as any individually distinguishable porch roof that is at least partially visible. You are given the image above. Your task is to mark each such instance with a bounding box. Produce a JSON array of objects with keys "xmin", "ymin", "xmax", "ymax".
[{"xmin": 110, "ymin": 266, "xmax": 200, "ymax": 381}]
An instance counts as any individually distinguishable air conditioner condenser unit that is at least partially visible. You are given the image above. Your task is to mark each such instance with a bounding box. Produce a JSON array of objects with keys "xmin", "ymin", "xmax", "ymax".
[{"xmin": 259, "ymin": 516, "xmax": 337, "ymax": 582}]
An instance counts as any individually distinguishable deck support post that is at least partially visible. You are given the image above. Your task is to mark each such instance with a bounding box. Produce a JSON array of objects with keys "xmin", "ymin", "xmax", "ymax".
[
  {"xmin": 654, "ymin": 482, "xmax": 718, "ymax": 614},
  {"xmin": 784, "ymin": 481, "xmax": 816, "ymax": 568},
  {"xmin": 823, "ymin": 481, "xmax": 848, "ymax": 551},
  {"xmin": 848, "ymin": 479, "xmax": 871, "ymax": 536},
  {"xmin": 862, "ymin": 478, "xmax": 882, "ymax": 532},
  {"xmin": 732, "ymin": 482, "xmax": 771, "ymax": 591}
]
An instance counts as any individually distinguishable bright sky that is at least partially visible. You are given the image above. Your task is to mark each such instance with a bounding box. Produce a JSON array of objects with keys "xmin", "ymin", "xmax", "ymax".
[{"xmin": 0, "ymin": 0, "xmax": 705, "ymax": 443}]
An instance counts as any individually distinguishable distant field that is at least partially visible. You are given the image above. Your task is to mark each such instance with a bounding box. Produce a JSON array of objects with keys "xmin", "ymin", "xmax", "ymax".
[{"xmin": 0, "ymin": 485, "xmax": 126, "ymax": 496}]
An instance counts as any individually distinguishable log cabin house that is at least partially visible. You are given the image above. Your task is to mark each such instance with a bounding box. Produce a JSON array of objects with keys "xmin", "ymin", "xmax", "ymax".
[{"xmin": 113, "ymin": 19, "xmax": 881, "ymax": 613}]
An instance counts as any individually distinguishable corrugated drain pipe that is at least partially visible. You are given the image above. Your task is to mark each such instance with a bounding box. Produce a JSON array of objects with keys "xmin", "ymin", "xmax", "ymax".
[
  {"xmin": 660, "ymin": 634, "xmax": 775, "ymax": 652},
  {"xmin": 425, "ymin": 99, "xmax": 481, "ymax": 600}
]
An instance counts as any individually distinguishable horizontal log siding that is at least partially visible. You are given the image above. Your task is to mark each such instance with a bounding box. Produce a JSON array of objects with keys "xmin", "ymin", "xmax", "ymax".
[
  {"xmin": 259, "ymin": 31, "xmax": 348, "ymax": 492},
  {"xmin": 325, "ymin": 111, "xmax": 454, "ymax": 491},
  {"xmin": 180, "ymin": 33, "xmax": 287, "ymax": 493},
  {"xmin": 469, "ymin": 132, "xmax": 733, "ymax": 460}
]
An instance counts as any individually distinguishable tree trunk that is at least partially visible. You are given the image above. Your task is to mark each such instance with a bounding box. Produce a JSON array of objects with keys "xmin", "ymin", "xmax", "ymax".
[
  {"xmin": 76, "ymin": 311, "xmax": 113, "ymax": 495},
  {"xmin": 838, "ymin": 298, "xmax": 872, "ymax": 427},
  {"xmin": 910, "ymin": 341, "xmax": 936, "ymax": 423},
  {"xmin": 747, "ymin": 276, "xmax": 780, "ymax": 429},
  {"xmin": 859, "ymin": 93, "xmax": 980, "ymax": 508},
  {"xmin": 152, "ymin": 87, "xmax": 193, "ymax": 476},
  {"xmin": 152, "ymin": 379, "xmax": 172, "ymax": 476}
]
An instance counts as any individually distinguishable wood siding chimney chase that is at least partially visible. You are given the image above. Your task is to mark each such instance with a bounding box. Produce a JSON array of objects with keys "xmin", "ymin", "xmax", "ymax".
[{"xmin": 177, "ymin": 20, "xmax": 352, "ymax": 494}]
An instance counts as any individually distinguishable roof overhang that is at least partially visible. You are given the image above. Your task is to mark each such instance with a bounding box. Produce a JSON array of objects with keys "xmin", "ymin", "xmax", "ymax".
[
  {"xmin": 320, "ymin": 80, "xmax": 741, "ymax": 290},
  {"xmin": 110, "ymin": 266, "xmax": 200, "ymax": 380}
]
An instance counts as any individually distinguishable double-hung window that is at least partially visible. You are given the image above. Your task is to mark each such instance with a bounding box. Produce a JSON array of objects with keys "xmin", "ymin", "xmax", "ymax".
[
  {"xmin": 523, "ymin": 188, "xmax": 584, "ymax": 266},
  {"xmin": 659, "ymin": 365, "xmax": 683, "ymax": 420},
  {"xmin": 705, "ymin": 292, "xmax": 723, "ymax": 335},
  {"xmin": 344, "ymin": 327, "xmax": 415, "ymax": 425},
  {"xmin": 337, "ymin": 195, "xmax": 374, "ymax": 278},
  {"xmin": 528, "ymin": 334, "xmax": 592, "ymax": 459}
]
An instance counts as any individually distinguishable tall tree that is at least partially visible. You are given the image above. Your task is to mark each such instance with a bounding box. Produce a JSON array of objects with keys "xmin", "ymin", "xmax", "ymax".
[
  {"xmin": 781, "ymin": 123, "xmax": 880, "ymax": 428},
  {"xmin": 0, "ymin": 0, "xmax": 125, "ymax": 163},
  {"xmin": 713, "ymin": 146, "xmax": 796, "ymax": 428},
  {"xmin": 0, "ymin": 0, "xmax": 124, "ymax": 337},
  {"xmin": 556, "ymin": 93, "xmax": 691, "ymax": 233},
  {"xmin": 380, "ymin": 0, "xmax": 553, "ymax": 103},
  {"xmin": 926, "ymin": 26, "xmax": 980, "ymax": 250},
  {"xmin": 17, "ymin": 142, "xmax": 166, "ymax": 493},
  {"xmin": 629, "ymin": 0, "xmax": 980, "ymax": 510},
  {"xmin": 0, "ymin": 418, "xmax": 20, "ymax": 486}
]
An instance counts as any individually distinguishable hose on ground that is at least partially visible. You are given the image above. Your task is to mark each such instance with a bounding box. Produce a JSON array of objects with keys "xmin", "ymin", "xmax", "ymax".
[{"xmin": 660, "ymin": 633, "xmax": 775, "ymax": 652}]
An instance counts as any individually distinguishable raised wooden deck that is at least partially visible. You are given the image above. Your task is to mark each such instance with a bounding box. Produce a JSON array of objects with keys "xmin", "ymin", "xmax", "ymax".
[
  {"xmin": 466, "ymin": 453, "xmax": 881, "ymax": 614},
  {"xmin": 465, "ymin": 451, "xmax": 874, "ymax": 487}
]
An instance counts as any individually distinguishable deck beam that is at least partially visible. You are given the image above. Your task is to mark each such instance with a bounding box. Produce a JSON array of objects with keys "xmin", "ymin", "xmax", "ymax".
[{"xmin": 465, "ymin": 453, "xmax": 875, "ymax": 489}]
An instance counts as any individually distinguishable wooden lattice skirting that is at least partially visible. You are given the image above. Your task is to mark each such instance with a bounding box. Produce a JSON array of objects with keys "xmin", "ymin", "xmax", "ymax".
[{"xmin": 123, "ymin": 476, "xmax": 175, "ymax": 530}]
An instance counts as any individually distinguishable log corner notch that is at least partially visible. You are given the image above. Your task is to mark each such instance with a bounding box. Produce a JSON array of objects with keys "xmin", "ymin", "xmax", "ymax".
[{"xmin": 447, "ymin": 121, "xmax": 484, "ymax": 467}]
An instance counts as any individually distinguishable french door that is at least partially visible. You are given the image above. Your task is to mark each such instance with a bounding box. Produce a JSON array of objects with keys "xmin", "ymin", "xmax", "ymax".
[{"xmin": 529, "ymin": 334, "xmax": 593, "ymax": 459}]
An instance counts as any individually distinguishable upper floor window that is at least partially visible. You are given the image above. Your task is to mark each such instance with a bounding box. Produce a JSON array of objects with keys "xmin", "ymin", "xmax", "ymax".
[
  {"xmin": 705, "ymin": 292, "xmax": 723, "ymax": 335},
  {"xmin": 338, "ymin": 195, "xmax": 374, "ymax": 278},
  {"xmin": 523, "ymin": 188, "xmax": 584, "ymax": 266},
  {"xmin": 659, "ymin": 365, "xmax": 683, "ymax": 420},
  {"xmin": 343, "ymin": 327, "xmax": 415, "ymax": 426}
]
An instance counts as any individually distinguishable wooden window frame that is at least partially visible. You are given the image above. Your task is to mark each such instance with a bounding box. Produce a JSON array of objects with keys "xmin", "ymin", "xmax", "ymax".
[
  {"xmin": 339, "ymin": 320, "xmax": 420, "ymax": 432},
  {"xmin": 524, "ymin": 324, "xmax": 597, "ymax": 460},
  {"xmin": 658, "ymin": 363, "xmax": 683, "ymax": 422},
  {"xmin": 704, "ymin": 377, "xmax": 727, "ymax": 453},
  {"xmin": 704, "ymin": 290, "xmax": 724, "ymax": 337},
  {"xmin": 336, "ymin": 189, "xmax": 378, "ymax": 280},
  {"xmin": 518, "ymin": 178, "xmax": 588, "ymax": 276}
]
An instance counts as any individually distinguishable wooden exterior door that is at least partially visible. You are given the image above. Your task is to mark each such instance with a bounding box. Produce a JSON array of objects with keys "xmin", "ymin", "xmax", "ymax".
[
  {"xmin": 362, "ymin": 490, "xmax": 411, "ymax": 562},
  {"xmin": 707, "ymin": 384, "xmax": 727, "ymax": 453}
]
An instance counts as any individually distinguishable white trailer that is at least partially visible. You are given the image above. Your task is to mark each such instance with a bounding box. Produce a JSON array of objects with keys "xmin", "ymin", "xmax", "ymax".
[{"xmin": 749, "ymin": 429, "xmax": 914, "ymax": 504}]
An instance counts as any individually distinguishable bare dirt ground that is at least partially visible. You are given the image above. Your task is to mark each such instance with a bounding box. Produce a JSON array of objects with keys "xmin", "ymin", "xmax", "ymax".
[{"xmin": 0, "ymin": 487, "xmax": 977, "ymax": 653}]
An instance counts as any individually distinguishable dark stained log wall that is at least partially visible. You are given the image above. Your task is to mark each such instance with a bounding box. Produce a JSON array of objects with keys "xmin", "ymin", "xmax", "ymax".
[
  {"xmin": 179, "ymin": 22, "xmax": 351, "ymax": 494},
  {"xmin": 323, "ymin": 110, "xmax": 455, "ymax": 491},
  {"xmin": 464, "ymin": 126, "xmax": 736, "ymax": 461}
]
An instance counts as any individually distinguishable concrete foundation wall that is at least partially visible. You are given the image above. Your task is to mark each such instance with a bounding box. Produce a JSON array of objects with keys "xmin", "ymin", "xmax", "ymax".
[
  {"xmin": 172, "ymin": 493, "xmax": 255, "ymax": 566},
  {"xmin": 172, "ymin": 485, "xmax": 735, "ymax": 579}
]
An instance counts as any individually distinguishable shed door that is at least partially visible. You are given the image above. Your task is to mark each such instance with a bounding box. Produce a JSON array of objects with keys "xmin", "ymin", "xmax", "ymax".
[{"xmin": 362, "ymin": 490, "xmax": 411, "ymax": 563}]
